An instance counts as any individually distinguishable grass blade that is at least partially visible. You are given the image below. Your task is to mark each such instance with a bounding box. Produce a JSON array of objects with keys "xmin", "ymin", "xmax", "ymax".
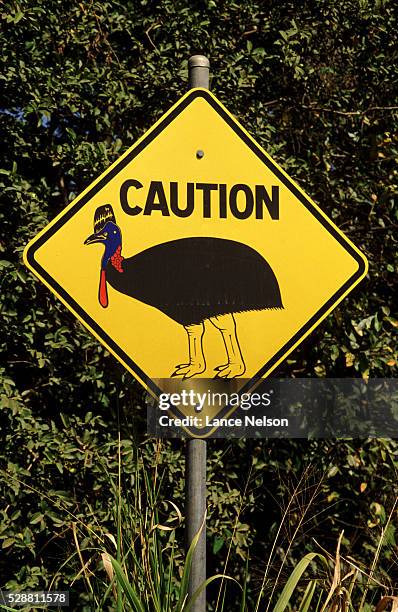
[
  {"xmin": 298, "ymin": 580, "xmax": 318, "ymax": 612},
  {"xmin": 110, "ymin": 556, "xmax": 145, "ymax": 612},
  {"xmin": 273, "ymin": 553, "xmax": 327, "ymax": 612},
  {"xmin": 176, "ymin": 512, "xmax": 206, "ymax": 612},
  {"xmin": 184, "ymin": 575, "xmax": 240, "ymax": 612}
]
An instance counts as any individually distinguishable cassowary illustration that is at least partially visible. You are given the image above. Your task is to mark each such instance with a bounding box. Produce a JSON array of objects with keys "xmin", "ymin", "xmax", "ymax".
[{"xmin": 84, "ymin": 205, "xmax": 283, "ymax": 379}]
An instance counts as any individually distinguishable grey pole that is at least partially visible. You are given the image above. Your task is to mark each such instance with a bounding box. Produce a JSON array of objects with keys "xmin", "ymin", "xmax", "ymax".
[
  {"xmin": 185, "ymin": 54, "xmax": 209, "ymax": 612},
  {"xmin": 188, "ymin": 54, "xmax": 210, "ymax": 88}
]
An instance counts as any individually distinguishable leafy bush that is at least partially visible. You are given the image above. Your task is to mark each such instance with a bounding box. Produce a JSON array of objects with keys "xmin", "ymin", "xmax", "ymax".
[{"xmin": 1, "ymin": 0, "xmax": 397, "ymax": 609}]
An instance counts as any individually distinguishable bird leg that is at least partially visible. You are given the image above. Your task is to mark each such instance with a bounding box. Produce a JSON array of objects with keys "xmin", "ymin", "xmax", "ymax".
[
  {"xmin": 210, "ymin": 314, "xmax": 246, "ymax": 378},
  {"xmin": 171, "ymin": 323, "xmax": 206, "ymax": 379}
]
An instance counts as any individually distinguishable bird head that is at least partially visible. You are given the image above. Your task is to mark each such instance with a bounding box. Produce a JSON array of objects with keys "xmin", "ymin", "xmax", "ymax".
[
  {"xmin": 84, "ymin": 220, "xmax": 122, "ymax": 267},
  {"xmin": 84, "ymin": 205, "xmax": 122, "ymax": 308}
]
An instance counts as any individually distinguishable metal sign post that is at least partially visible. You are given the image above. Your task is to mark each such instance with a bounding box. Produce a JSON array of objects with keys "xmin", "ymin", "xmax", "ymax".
[{"xmin": 185, "ymin": 55, "xmax": 210, "ymax": 612}]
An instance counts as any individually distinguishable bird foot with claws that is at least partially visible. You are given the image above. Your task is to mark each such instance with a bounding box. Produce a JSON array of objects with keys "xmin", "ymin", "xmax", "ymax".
[
  {"xmin": 214, "ymin": 362, "xmax": 246, "ymax": 378},
  {"xmin": 171, "ymin": 362, "xmax": 206, "ymax": 379}
]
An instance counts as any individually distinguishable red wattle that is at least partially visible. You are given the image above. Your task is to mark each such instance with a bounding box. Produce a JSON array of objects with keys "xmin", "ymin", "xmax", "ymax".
[{"xmin": 99, "ymin": 270, "xmax": 108, "ymax": 308}]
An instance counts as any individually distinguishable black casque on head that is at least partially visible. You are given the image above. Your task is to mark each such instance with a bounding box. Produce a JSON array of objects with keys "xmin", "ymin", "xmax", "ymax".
[{"xmin": 94, "ymin": 204, "xmax": 117, "ymax": 233}]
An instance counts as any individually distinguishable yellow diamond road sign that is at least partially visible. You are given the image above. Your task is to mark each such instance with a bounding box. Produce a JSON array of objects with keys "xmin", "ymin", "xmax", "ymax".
[{"xmin": 24, "ymin": 88, "xmax": 367, "ymax": 428}]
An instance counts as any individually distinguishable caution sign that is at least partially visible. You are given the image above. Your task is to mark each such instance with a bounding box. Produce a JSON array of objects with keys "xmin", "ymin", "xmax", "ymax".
[{"xmin": 24, "ymin": 89, "xmax": 367, "ymax": 433}]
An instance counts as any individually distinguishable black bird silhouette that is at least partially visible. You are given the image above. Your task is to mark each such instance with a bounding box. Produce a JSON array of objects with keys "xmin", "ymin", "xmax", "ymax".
[{"xmin": 84, "ymin": 205, "xmax": 283, "ymax": 378}]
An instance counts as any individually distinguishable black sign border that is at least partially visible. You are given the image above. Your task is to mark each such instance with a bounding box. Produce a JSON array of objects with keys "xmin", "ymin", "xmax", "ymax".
[{"xmin": 25, "ymin": 89, "xmax": 367, "ymax": 437}]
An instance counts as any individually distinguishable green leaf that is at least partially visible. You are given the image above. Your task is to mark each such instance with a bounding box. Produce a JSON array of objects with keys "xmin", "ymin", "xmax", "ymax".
[
  {"xmin": 212, "ymin": 536, "xmax": 224, "ymax": 554},
  {"xmin": 273, "ymin": 553, "xmax": 328, "ymax": 612},
  {"xmin": 2, "ymin": 538, "xmax": 15, "ymax": 549},
  {"xmin": 110, "ymin": 557, "xmax": 145, "ymax": 612},
  {"xmin": 176, "ymin": 514, "xmax": 206, "ymax": 612},
  {"xmin": 298, "ymin": 580, "xmax": 318, "ymax": 612},
  {"xmin": 184, "ymin": 574, "xmax": 240, "ymax": 612}
]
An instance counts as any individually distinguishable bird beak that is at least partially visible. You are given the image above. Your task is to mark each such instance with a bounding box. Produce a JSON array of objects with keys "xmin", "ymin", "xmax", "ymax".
[{"xmin": 84, "ymin": 231, "xmax": 107, "ymax": 245}]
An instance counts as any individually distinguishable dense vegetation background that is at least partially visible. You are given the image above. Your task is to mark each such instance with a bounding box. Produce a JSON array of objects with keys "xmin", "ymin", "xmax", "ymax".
[{"xmin": 1, "ymin": 0, "xmax": 397, "ymax": 609}]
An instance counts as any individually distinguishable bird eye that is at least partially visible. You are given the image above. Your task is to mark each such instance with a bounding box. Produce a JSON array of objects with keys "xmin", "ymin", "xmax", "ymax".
[{"xmin": 114, "ymin": 230, "xmax": 117, "ymax": 234}]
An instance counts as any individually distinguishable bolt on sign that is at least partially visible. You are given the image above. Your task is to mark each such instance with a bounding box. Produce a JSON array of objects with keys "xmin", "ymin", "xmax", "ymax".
[{"xmin": 24, "ymin": 89, "xmax": 368, "ymax": 436}]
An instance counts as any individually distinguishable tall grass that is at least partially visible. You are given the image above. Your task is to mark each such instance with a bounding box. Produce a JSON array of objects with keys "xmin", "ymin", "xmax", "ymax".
[
  {"xmin": 69, "ymin": 439, "xmax": 396, "ymax": 611},
  {"xmin": 1, "ymin": 437, "xmax": 397, "ymax": 611},
  {"xmin": 70, "ymin": 438, "xmax": 235, "ymax": 611}
]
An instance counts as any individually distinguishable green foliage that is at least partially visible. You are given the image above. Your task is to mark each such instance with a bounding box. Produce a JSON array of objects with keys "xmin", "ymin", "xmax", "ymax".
[{"xmin": 1, "ymin": 0, "xmax": 397, "ymax": 609}]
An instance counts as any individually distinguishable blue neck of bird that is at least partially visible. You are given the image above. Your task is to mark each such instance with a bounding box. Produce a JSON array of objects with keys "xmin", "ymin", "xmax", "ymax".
[{"xmin": 101, "ymin": 240, "xmax": 122, "ymax": 270}]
